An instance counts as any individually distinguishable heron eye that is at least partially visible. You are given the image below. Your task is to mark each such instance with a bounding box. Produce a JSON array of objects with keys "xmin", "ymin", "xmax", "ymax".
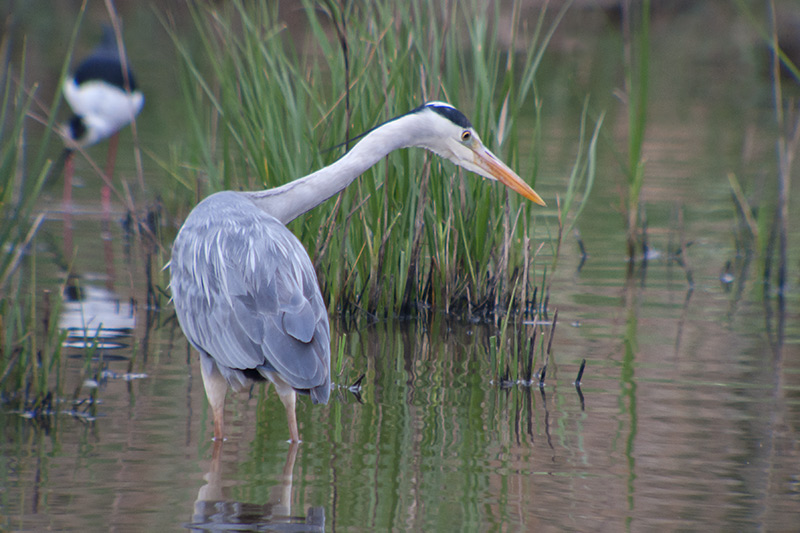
[{"xmin": 461, "ymin": 130, "xmax": 472, "ymax": 142}]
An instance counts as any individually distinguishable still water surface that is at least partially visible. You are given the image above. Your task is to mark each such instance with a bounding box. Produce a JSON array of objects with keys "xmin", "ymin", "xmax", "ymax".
[
  {"xmin": 4, "ymin": 209, "xmax": 797, "ymax": 531},
  {"xmin": 3, "ymin": 2, "xmax": 800, "ymax": 531}
]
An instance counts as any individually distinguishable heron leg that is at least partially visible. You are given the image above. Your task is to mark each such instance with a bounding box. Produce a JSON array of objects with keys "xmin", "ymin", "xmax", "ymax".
[
  {"xmin": 200, "ymin": 353, "xmax": 228, "ymax": 441},
  {"xmin": 279, "ymin": 389, "xmax": 300, "ymax": 443},
  {"xmin": 265, "ymin": 373, "xmax": 300, "ymax": 442}
]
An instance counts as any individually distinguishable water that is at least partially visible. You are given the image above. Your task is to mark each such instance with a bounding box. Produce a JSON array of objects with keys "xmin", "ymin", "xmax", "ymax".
[{"xmin": 3, "ymin": 2, "xmax": 800, "ymax": 531}]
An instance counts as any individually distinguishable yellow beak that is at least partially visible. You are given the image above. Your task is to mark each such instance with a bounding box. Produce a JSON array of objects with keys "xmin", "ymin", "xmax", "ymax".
[{"xmin": 472, "ymin": 145, "xmax": 546, "ymax": 206}]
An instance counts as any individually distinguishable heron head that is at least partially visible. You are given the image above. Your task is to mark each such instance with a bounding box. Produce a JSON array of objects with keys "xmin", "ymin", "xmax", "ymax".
[{"xmin": 414, "ymin": 102, "xmax": 546, "ymax": 206}]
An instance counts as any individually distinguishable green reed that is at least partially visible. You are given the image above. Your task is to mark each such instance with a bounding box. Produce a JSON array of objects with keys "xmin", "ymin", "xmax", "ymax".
[
  {"xmin": 0, "ymin": 43, "xmax": 51, "ymax": 290},
  {"xmin": 622, "ymin": 0, "xmax": 650, "ymax": 264},
  {"xmin": 729, "ymin": 5, "xmax": 796, "ymax": 251},
  {"xmin": 0, "ymin": 32, "xmax": 73, "ymax": 409},
  {"xmin": 169, "ymin": 0, "xmax": 593, "ymax": 320},
  {"xmin": 0, "ymin": 258, "xmax": 68, "ymax": 415},
  {"xmin": 553, "ymin": 99, "xmax": 604, "ymax": 270},
  {"xmin": 730, "ymin": 0, "xmax": 797, "ymax": 344}
]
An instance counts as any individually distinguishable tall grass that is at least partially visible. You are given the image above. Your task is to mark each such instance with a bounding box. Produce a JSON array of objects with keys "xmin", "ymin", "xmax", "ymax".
[
  {"xmin": 0, "ymin": 36, "xmax": 68, "ymax": 411},
  {"xmin": 168, "ymin": 0, "xmax": 596, "ymax": 320},
  {"xmin": 553, "ymin": 99, "xmax": 604, "ymax": 270},
  {"xmin": 731, "ymin": 0, "xmax": 797, "ymax": 350},
  {"xmin": 764, "ymin": 1, "xmax": 794, "ymax": 347},
  {"xmin": 0, "ymin": 42, "xmax": 50, "ymax": 289},
  {"xmin": 621, "ymin": 0, "xmax": 650, "ymax": 265}
]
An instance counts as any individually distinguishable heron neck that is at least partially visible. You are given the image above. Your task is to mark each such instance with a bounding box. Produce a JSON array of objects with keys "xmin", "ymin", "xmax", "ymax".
[{"xmin": 244, "ymin": 113, "xmax": 421, "ymax": 224}]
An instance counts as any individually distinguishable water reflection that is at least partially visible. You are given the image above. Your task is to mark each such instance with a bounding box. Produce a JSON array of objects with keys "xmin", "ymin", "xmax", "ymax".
[
  {"xmin": 59, "ymin": 282, "xmax": 135, "ymax": 351},
  {"xmin": 2, "ymin": 272, "xmax": 798, "ymax": 530},
  {"xmin": 188, "ymin": 442, "xmax": 325, "ymax": 532}
]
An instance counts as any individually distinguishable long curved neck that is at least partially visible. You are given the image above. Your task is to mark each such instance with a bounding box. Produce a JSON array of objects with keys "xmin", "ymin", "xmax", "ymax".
[{"xmin": 244, "ymin": 112, "xmax": 424, "ymax": 224}]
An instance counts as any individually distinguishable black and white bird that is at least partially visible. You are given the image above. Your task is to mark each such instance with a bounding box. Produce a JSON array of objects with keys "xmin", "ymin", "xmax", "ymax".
[
  {"xmin": 62, "ymin": 25, "xmax": 143, "ymax": 210},
  {"xmin": 64, "ymin": 25, "xmax": 143, "ymax": 147}
]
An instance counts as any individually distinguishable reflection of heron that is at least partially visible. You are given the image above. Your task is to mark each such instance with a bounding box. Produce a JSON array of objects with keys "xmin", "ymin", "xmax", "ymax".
[
  {"xmin": 189, "ymin": 442, "xmax": 325, "ymax": 531},
  {"xmin": 62, "ymin": 25, "xmax": 144, "ymax": 213},
  {"xmin": 170, "ymin": 102, "xmax": 546, "ymax": 442}
]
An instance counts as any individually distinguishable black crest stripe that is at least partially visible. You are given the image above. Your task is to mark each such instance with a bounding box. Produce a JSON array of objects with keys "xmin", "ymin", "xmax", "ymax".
[
  {"xmin": 423, "ymin": 103, "xmax": 472, "ymax": 129},
  {"xmin": 328, "ymin": 102, "xmax": 472, "ymax": 153}
]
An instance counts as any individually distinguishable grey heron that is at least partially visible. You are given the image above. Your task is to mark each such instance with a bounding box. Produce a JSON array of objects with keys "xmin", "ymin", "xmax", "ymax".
[{"xmin": 170, "ymin": 101, "xmax": 546, "ymax": 442}]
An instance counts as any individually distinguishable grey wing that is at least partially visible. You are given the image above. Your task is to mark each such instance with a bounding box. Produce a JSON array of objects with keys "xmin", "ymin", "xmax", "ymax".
[{"xmin": 170, "ymin": 209, "xmax": 330, "ymax": 404}]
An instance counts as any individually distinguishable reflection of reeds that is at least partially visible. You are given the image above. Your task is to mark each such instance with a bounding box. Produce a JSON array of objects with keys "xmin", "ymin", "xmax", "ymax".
[
  {"xmin": 0, "ymin": 262, "xmax": 68, "ymax": 418},
  {"xmin": 730, "ymin": 0, "xmax": 796, "ymax": 350},
  {"xmin": 167, "ymin": 0, "xmax": 596, "ymax": 320},
  {"xmin": 490, "ymin": 303, "xmax": 558, "ymax": 389},
  {"xmin": 764, "ymin": 0, "xmax": 795, "ymax": 351}
]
